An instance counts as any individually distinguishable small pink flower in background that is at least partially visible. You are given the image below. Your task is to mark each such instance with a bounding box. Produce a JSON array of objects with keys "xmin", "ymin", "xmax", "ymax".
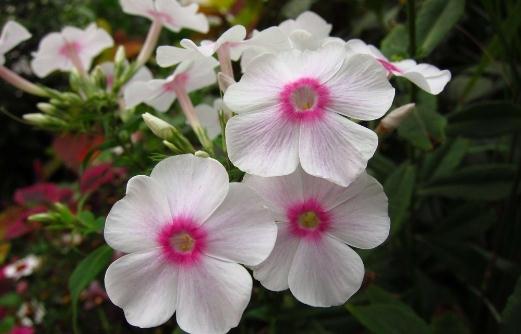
[
  {"xmin": 345, "ymin": 39, "xmax": 451, "ymax": 95},
  {"xmin": 0, "ymin": 208, "xmax": 34, "ymax": 241},
  {"xmin": 14, "ymin": 183, "xmax": 73, "ymax": 207},
  {"xmin": 10, "ymin": 326, "xmax": 34, "ymax": 334},
  {"xmin": 31, "ymin": 23, "xmax": 113, "ymax": 78},
  {"xmin": 120, "ymin": 0, "xmax": 208, "ymax": 33},
  {"xmin": 104, "ymin": 154, "xmax": 276, "ymax": 331},
  {"xmin": 3, "ymin": 255, "xmax": 41, "ymax": 281},
  {"xmin": 244, "ymin": 167, "xmax": 390, "ymax": 307},
  {"xmin": 79, "ymin": 163, "xmax": 126, "ymax": 194},
  {"xmin": 123, "ymin": 57, "xmax": 217, "ymax": 112},
  {"xmin": 99, "ymin": 61, "xmax": 152, "ymax": 90},
  {"xmin": 224, "ymin": 44, "xmax": 394, "ymax": 186},
  {"xmin": 81, "ymin": 281, "xmax": 108, "ymax": 310},
  {"xmin": 0, "ymin": 21, "xmax": 31, "ymax": 66}
]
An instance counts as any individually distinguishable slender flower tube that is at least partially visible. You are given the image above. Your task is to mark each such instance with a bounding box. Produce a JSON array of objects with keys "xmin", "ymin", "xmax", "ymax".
[{"xmin": 0, "ymin": 66, "xmax": 47, "ymax": 96}]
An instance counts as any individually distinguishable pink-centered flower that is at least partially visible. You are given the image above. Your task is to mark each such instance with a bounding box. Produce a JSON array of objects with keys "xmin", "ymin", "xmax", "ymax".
[
  {"xmin": 345, "ymin": 39, "xmax": 451, "ymax": 95},
  {"xmin": 245, "ymin": 167, "xmax": 390, "ymax": 307},
  {"xmin": 120, "ymin": 0, "xmax": 208, "ymax": 33},
  {"xmin": 31, "ymin": 23, "xmax": 113, "ymax": 78},
  {"xmin": 104, "ymin": 154, "xmax": 277, "ymax": 332},
  {"xmin": 224, "ymin": 44, "xmax": 395, "ymax": 187},
  {"xmin": 3, "ymin": 255, "xmax": 41, "ymax": 280},
  {"xmin": 123, "ymin": 57, "xmax": 217, "ymax": 112},
  {"xmin": 0, "ymin": 21, "xmax": 31, "ymax": 66}
]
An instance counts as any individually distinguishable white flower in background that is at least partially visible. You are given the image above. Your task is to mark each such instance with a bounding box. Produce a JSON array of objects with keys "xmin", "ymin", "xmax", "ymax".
[
  {"xmin": 31, "ymin": 23, "xmax": 113, "ymax": 78},
  {"xmin": 194, "ymin": 98, "xmax": 225, "ymax": 140},
  {"xmin": 278, "ymin": 11, "xmax": 336, "ymax": 50},
  {"xmin": 223, "ymin": 44, "xmax": 394, "ymax": 187},
  {"xmin": 104, "ymin": 154, "xmax": 277, "ymax": 332},
  {"xmin": 17, "ymin": 300, "xmax": 45, "ymax": 327},
  {"xmin": 345, "ymin": 39, "xmax": 451, "ymax": 95},
  {"xmin": 0, "ymin": 21, "xmax": 31, "ymax": 66},
  {"xmin": 3, "ymin": 255, "xmax": 41, "ymax": 280},
  {"xmin": 124, "ymin": 57, "xmax": 217, "ymax": 112},
  {"xmin": 120, "ymin": 0, "xmax": 208, "ymax": 33},
  {"xmin": 245, "ymin": 168, "xmax": 390, "ymax": 307},
  {"xmin": 99, "ymin": 62, "xmax": 153, "ymax": 90}
]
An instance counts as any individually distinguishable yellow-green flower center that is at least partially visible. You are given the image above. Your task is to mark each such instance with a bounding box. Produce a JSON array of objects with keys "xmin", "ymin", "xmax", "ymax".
[{"xmin": 298, "ymin": 211, "xmax": 320, "ymax": 229}]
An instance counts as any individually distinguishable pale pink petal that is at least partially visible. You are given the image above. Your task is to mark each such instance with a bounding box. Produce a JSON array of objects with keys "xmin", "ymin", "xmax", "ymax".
[
  {"xmin": 150, "ymin": 154, "xmax": 229, "ymax": 223},
  {"xmin": 394, "ymin": 61, "xmax": 451, "ymax": 95},
  {"xmin": 253, "ymin": 224, "xmax": 299, "ymax": 291},
  {"xmin": 146, "ymin": 89, "xmax": 177, "ymax": 112},
  {"xmin": 226, "ymin": 107, "xmax": 300, "ymax": 177},
  {"xmin": 119, "ymin": 0, "xmax": 156, "ymax": 21},
  {"xmin": 299, "ymin": 112, "xmax": 378, "ymax": 187},
  {"xmin": 176, "ymin": 256, "xmax": 252, "ymax": 334},
  {"xmin": 203, "ymin": 183, "xmax": 277, "ymax": 266},
  {"xmin": 105, "ymin": 250, "xmax": 178, "ymax": 328},
  {"xmin": 156, "ymin": 0, "xmax": 208, "ymax": 33},
  {"xmin": 104, "ymin": 175, "xmax": 171, "ymax": 253},
  {"xmin": 328, "ymin": 173, "xmax": 390, "ymax": 249},
  {"xmin": 215, "ymin": 25, "xmax": 246, "ymax": 49},
  {"xmin": 285, "ymin": 44, "xmax": 345, "ymax": 82},
  {"xmin": 123, "ymin": 80, "xmax": 164, "ymax": 109},
  {"xmin": 326, "ymin": 54, "xmax": 395, "ymax": 120},
  {"xmin": 184, "ymin": 58, "xmax": 218, "ymax": 93},
  {"xmin": 288, "ymin": 236, "xmax": 364, "ymax": 307},
  {"xmin": 82, "ymin": 24, "xmax": 114, "ymax": 58},
  {"xmin": 0, "ymin": 21, "xmax": 31, "ymax": 58}
]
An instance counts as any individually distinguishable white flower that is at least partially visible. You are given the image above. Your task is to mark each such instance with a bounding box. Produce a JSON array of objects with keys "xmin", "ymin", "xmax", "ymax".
[
  {"xmin": 3, "ymin": 255, "xmax": 41, "ymax": 280},
  {"xmin": 31, "ymin": 23, "xmax": 113, "ymax": 78},
  {"xmin": 194, "ymin": 98, "xmax": 225, "ymax": 140},
  {"xmin": 0, "ymin": 21, "xmax": 31, "ymax": 66},
  {"xmin": 123, "ymin": 57, "xmax": 217, "ymax": 112},
  {"xmin": 278, "ymin": 11, "xmax": 335, "ymax": 50},
  {"xmin": 17, "ymin": 300, "xmax": 45, "ymax": 327},
  {"xmin": 245, "ymin": 168, "xmax": 390, "ymax": 307},
  {"xmin": 120, "ymin": 0, "xmax": 208, "ymax": 33},
  {"xmin": 223, "ymin": 44, "xmax": 394, "ymax": 187},
  {"xmin": 345, "ymin": 39, "xmax": 451, "ymax": 95},
  {"xmin": 104, "ymin": 154, "xmax": 277, "ymax": 332},
  {"xmin": 99, "ymin": 61, "xmax": 153, "ymax": 90}
]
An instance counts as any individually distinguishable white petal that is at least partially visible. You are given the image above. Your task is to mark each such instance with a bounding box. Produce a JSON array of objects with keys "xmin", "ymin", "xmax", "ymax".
[
  {"xmin": 233, "ymin": 26, "xmax": 291, "ymax": 61},
  {"xmin": 184, "ymin": 58, "xmax": 217, "ymax": 93},
  {"xmin": 123, "ymin": 81, "xmax": 158, "ymax": 109},
  {"xmin": 286, "ymin": 43, "xmax": 345, "ymax": 81},
  {"xmin": 105, "ymin": 250, "xmax": 178, "ymax": 328},
  {"xmin": 288, "ymin": 236, "xmax": 364, "ymax": 307},
  {"xmin": 326, "ymin": 54, "xmax": 395, "ymax": 120},
  {"xmin": 215, "ymin": 25, "xmax": 246, "ymax": 49},
  {"xmin": 146, "ymin": 89, "xmax": 177, "ymax": 112},
  {"xmin": 294, "ymin": 11, "xmax": 332, "ymax": 39},
  {"xmin": 150, "ymin": 154, "xmax": 229, "ymax": 223},
  {"xmin": 104, "ymin": 175, "xmax": 172, "ymax": 253},
  {"xmin": 328, "ymin": 173, "xmax": 390, "ymax": 249},
  {"xmin": 156, "ymin": 0, "xmax": 209, "ymax": 33},
  {"xmin": 0, "ymin": 21, "xmax": 31, "ymax": 56},
  {"xmin": 242, "ymin": 169, "xmax": 305, "ymax": 219},
  {"xmin": 82, "ymin": 24, "xmax": 114, "ymax": 58},
  {"xmin": 156, "ymin": 45, "xmax": 197, "ymax": 67},
  {"xmin": 130, "ymin": 65, "xmax": 153, "ymax": 83},
  {"xmin": 395, "ymin": 61, "xmax": 451, "ymax": 95},
  {"xmin": 299, "ymin": 112, "xmax": 378, "ymax": 187},
  {"xmin": 226, "ymin": 107, "xmax": 300, "ymax": 177},
  {"xmin": 253, "ymin": 224, "xmax": 299, "ymax": 291},
  {"xmin": 194, "ymin": 103, "xmax": 221, "ymax": 139},
  {"xmin": 344, "ymin": 39, "xmax": 373, "ymax": 56},
  {"xmin": 119, "ymin": 0, "xmax": 155, "ymax": 20},
  {"xmin": 176, "ymin": 256, "xmax": 252, "ymax": 334},
  {"xmin": 203, "ymin": 183, "xmax": 277, "ymax": 266},
  {"xmin": 31, "ymin": 33, "xmax": 68, "ymax": 77}
]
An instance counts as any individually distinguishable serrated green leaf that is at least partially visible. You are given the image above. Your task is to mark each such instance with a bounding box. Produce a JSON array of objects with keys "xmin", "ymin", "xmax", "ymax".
[
  {"xmin": 419, "ymin": 164, "xmax": 516, "ymax": 200},
  {"xmin": 416, "ymin": 0, "xmax": 466, "ymax": 57},
  {"xmin": 384, "ymin": 163, "xmax": 416, "ymax": 234},
  {"xmin": 447, "ymin": 101, "xmax": 521, "ymax": 138}
]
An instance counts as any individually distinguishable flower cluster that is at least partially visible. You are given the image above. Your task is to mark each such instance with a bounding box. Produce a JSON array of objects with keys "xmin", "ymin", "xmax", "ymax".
[{"xmin": 0, "ymin": 1, "xmax": 452, "ymax": 333}]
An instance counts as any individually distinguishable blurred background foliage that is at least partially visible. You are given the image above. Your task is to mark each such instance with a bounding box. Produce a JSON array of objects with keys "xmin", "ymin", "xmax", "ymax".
[{"xmin": 1, "ymin": 0, "xmax": 520, "ymax": 333}]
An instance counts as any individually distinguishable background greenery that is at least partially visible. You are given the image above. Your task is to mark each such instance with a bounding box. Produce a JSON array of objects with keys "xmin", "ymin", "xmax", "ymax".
[{"xmin": 1, "ymin": 0, "xmax": 520, "ymax": 333}]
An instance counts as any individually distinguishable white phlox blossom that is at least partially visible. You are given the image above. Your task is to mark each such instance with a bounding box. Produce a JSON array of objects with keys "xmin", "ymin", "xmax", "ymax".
[
  {"xmin": 3, "ymin": 255, "xmax": 41, "ymax": 280},
  {"xmin": 345, "ymin": 39, "xmax": 451, "ymax": 95},
  {"xmin": 17, "ymin": 300, "xmax": 45, "ymax": 327},
  {"xmin": 0, "ymin": 21, "xmax": 31, "ymax": 66},
  {"xmin": 31, "ymin": 23, "xmax": 113, "ymax": 78},
  {"xmin": 104, "ymin": 154, "xmax": 277, "ymax": 332}
]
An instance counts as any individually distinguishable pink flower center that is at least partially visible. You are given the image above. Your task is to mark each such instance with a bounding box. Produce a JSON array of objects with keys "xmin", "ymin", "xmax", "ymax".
[
  {"xmin": 163, "ymin": 73, "xmax": 188, "ymax": 92},
  {"xmin": 157, "ymin": 217, "xmax": 207, "ymax": 266},
  {"xmin": 147, "ymin": 10, "xmax": 173, "ymax": 24},
  {"xmin": 59, "ymin": 41, "xmax": 82, "ymax": 59},
  {"xmin": 279, "ymin": 77, "xmax": 330, "ymax": 123},
  {"xmin": 287, "ymin": 198, "xmax": 331, "ymax": 239},
  {"xmin": 377, "ymin": 59, "xmax": 402, "ymax": 74}
]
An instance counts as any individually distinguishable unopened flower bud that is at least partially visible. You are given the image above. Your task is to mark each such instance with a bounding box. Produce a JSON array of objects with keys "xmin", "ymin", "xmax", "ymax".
[
  {"xmin": 114, "ymin": 46, "xmax": 127, "ymax": 78},
  {"xmin": 23, "ymin": 113, "xmax": 66, "ymax": 127},
  {"xmin": 194, "ymin": 150, "xmax": 209, "ymax": 158},
  {"xmin": 28, "ymin": 212, "xmax": 58, "ymax": 223},
  {"xmin": 37, "ymin": 102, "xmax": 57, "ymax": 115},
  {"xmin": 142, "ymin": 112, "xmax": 176, "ymax": 140},
  {"xmin": 91, "ymin": 65, "xmax": 107, "ymax": 88},
  {"xmin": 162, "ymin": 140, "xmax": 182, "ymax": 154},
  {"xmin": 376, "ymin": 103, "xmax": 415, "ymax": 135}
]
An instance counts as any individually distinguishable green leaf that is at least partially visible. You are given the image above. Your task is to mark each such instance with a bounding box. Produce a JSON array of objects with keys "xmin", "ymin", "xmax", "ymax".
[
  {"xmin": 415, "ymin": 0, "xmax": 466, "ymax": 57},
  {"xmin": 368, "ymin": 153, "xmax": 397, "ymax": 182},
  {"xmin": 501, "ymin": 275, "xmax": 521, "ymax": 334},
  {"xmin": 432, "ymin": 312, "xmax": 470, "ymax": 334},
  {"xmin": 0, "ymin": 293, "xmax": 21, "ymax": 308},
  {"xmin": 419, "ymin": 164, "xmax": 516, "ymax": 200},
  {"xmin": 69, "ymin": 245, "xmax": 113, "ymax": 332},
  {"xmin": 447, "ymin": 102, "xmax": 521, "ymax": 138},
  {"xmin": 421, "ymin": 138, "xmax": 469, "ymax": 180},
  {"xmin": 384, "ymin": 163, "xmax": 416, "ymax": 234},
  {"xmin": 0, "ymin": 316, "xmax": 15, "ymax": 334},
  {"xmin": 347, "ymin": 303, "xmax": 431, "ymax": 334},
  {"xmin": 380, "ymin": 24, "xmax": 409, "ymax": 59},
  {"xmin": 398, "ymin": 94, "xmax": 446, "ymax": 150}
]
